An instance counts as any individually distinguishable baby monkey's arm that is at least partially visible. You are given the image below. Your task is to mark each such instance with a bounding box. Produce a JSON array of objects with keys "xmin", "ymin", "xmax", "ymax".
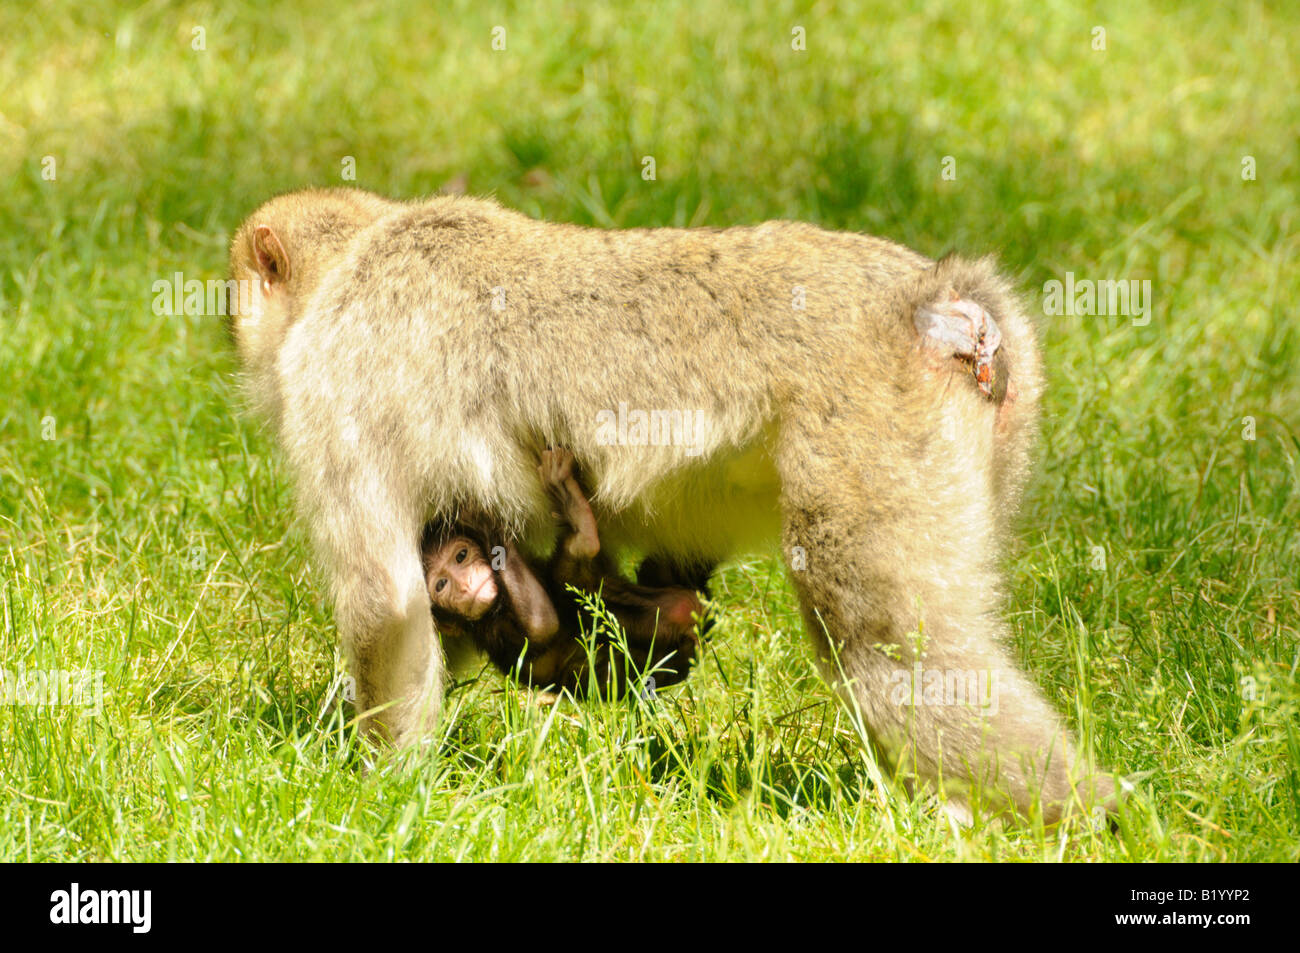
[{"xmin": 539, "ymin": 448, "xmax": 607, "ymax": 592}]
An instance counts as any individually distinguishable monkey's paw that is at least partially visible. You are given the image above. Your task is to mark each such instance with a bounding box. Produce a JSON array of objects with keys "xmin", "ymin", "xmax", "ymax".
[{"xmin": 539, "ymin": 447, "xmax": 576, "ymax": 489}]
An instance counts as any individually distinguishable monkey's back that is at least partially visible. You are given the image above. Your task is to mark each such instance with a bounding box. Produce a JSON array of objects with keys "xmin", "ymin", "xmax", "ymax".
[{"xmin": 272, "ymin": 190, "xmax": 1032, "ymax": 553}]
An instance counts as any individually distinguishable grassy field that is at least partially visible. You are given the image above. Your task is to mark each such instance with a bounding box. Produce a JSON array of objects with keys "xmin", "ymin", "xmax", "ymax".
[{"xmin": 0, "ymin": 0, "xmax": 1297, "ymax": 862}]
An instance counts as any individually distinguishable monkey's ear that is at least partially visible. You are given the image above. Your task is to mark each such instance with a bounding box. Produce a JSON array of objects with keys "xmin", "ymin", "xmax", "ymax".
[{"xmin": 252, "ymin": 225, "xmax": 291, "ymax": 286}]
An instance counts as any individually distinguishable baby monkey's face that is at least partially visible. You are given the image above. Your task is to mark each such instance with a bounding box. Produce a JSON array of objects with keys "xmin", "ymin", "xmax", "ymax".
[{"xmin": 426, "ymin": 536, "xmax": 498, "ymax": 620}]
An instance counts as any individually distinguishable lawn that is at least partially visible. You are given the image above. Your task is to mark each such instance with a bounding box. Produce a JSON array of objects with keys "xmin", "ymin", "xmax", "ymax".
[{"xmin": 0, "ymin": 0, "xmax": 1296, "ymax": 861}]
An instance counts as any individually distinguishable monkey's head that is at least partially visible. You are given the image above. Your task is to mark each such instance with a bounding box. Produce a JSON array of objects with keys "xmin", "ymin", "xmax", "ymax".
[
  {"xmin": 227, "ymin": 188, "xmax": 397, "ymax": 405},
  {"xmin": 423, "ymin": 533, "xmax": 499, "ymax": 622}
]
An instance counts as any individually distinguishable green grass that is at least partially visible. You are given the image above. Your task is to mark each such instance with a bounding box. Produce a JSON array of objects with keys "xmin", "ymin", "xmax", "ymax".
[{"xmin": 1, "ymin": 0, "xmax": 1297, "ymax": 861}]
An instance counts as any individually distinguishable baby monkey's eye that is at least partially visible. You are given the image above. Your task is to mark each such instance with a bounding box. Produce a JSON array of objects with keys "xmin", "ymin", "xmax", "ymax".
[
  {"xmin": 456, "ymin": 548, "xmax": 468, "ymax": 563},
  {"xmin": 435, "ymin": 578, "xmax": 448, "ymax": 593}
]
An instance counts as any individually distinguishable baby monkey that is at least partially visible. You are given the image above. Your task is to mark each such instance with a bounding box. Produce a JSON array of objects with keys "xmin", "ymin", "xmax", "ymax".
[{"xmin": 423, "ymin": 449, "xmax": 705, "ymax": 697}]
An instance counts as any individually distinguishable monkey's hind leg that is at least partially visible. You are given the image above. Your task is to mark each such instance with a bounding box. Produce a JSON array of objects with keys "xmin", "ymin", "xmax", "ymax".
[
  {"xmin": 778, "ymin": 409, "xmax": 1113, "ymax": 825},
  {"xmin": 901, "ymin": 256, "xmax": 1046, "ymax": 538}
]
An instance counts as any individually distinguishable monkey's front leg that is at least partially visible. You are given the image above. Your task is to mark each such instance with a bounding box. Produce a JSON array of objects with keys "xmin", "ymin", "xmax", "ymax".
[{"xmin": 324, "ymin": 504, "xmax": 443, "ymax": 748}]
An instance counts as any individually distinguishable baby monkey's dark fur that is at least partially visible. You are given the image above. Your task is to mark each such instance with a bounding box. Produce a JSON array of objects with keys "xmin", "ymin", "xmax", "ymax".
[{"xmin": 423, "ymin": 450, "xmax": 705, "ymax": 698}]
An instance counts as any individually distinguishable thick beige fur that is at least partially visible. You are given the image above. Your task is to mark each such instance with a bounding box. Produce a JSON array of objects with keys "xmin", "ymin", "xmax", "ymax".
[{"xmin": 229, "ymin": 188, "xmax": 1114, "ymax": 822}]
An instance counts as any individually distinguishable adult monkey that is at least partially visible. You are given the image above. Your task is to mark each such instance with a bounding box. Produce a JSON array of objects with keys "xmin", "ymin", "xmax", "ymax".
[{"xmin": 227, "ymin": 187, "xmax": 1117, "ymax": 824}]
